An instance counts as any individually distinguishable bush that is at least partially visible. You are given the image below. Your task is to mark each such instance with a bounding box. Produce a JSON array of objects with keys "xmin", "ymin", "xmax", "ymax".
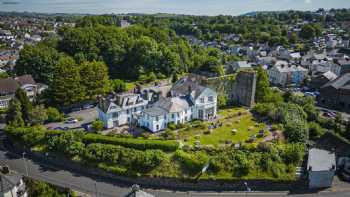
[
  {"xmin": 281, "ymin": 143, "xmax": 305, "ymax": 165},
  {"xmin": 83, "ymin": 133, "xmax": 179, "ymax": 151},
  {"xmin": 98, "ymin": 163, "xmax": 128, "ymax": 175},
  {"xmin": 308, "ymin": 121, "xmax": 324, "ymax": 140},
  {"xmin": 167, "ymin": 122, "xmax": 177, "ymax": 130},
  {"xmin": 46, "ymin": 107, "xmax": 64, "ymax": 122},
  {"xmin": 174, "ymin": 150, "xmax": 209, "ymax": 173},
  {"xmin": 91, "ymin": 120, "xmax": 104, "ymax": 132}
]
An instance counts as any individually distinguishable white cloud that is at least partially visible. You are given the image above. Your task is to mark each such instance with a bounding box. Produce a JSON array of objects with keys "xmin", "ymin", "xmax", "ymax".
[{"xmin": 305, "ymin": 0, "xmax": 312, "ymax": 4}]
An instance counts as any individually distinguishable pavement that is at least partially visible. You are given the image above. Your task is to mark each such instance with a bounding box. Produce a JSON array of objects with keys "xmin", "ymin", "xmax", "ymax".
[{"xmin": 45, "ymin": 107, "xmax": 98, "ymax": 130}]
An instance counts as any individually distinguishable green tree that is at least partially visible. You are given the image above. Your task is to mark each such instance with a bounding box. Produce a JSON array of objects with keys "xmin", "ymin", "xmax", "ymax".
[
  {"xmin": 308, "ymin": 121, "xmax": 324, "ymax": 140},
  {"xmin": 5, "ymin": 98, "xmax": 24, "ymax": 127},
  {"xmin": 14, "ymin": 88, "xmax": 32, "ymax": 123},
  {"xmin": 79, "ymin": 61, "xmax": 110, "ymax": 100},
  {"xmin": 300, "ymin": 24, "xmax": 315, "ymax": 40},
  {"xmin": 255, "ymin": 66, "xmax": 271, "ymax": 103},
  {"xmin": 49, "ymin": 56, "xmax": 85, "ymax": 107},
  {"xmin": 111, "ymin": 79, "xmax": 126, "ymax": 93},
  {"xmin": 91, "ymin": 120, "xmax": 104, "ymax": 132},
  {"xmin": 29, "ymin": 105, "xmax": 48, "ymax": 125},
  {"xmin": 15, "ymin": 44, "xmax": 61, "ymax": 85},
  {"xmin": 217, "ymin": 93, "xmax": 228, "ymax": 109},
  {"xmin": 47, "ymin": 107, "xmax": 63, "ymax": 122}
]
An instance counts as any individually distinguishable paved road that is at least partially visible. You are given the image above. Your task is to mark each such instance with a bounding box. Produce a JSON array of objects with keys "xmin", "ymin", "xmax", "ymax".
[{"xmin": 1, "ymin": 148, "xmax": 350, "ymax": 197}]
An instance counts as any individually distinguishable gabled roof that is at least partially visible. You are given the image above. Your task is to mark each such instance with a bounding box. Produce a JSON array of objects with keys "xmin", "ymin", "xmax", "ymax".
[
  {"xmin": 0, "ymin": 78, "xmax": 19, "ymax": 94},
  {"xmin": 322, "ymin": 73, "xmax": 350, "ymax": 90},
  {"xmin": 15, "ymin": 75, "xmax": 35, "ymax": 86},
  {"xmin": 0, "ymin": 75, "xmax": 36, "ymax": 95},
  {"xmin": 171, "ymin": 78, "xmax": 207, "ymax": 99}
]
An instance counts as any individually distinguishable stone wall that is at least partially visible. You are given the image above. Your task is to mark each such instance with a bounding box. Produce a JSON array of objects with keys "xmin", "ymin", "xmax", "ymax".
[{"xmin": 189, "ymin": 71, "xmax": 257, "ymax": 108}]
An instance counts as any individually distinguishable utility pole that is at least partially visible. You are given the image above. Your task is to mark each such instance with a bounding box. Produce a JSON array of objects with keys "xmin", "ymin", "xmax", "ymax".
[
  {"xmin": 94, "ymin": 182, "xmax": 98, "ymax": 197},
  {"xmin": 22, "ymin": 152, "xmax": 28, "ymax": 177}
]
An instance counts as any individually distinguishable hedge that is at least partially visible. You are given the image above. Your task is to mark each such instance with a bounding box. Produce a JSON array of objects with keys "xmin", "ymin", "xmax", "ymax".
[
  {"xmin": 174, "ymin": 150, "xmax": 209, "ymax": 173},
  {"xmin": 83, "ymin": 134, "xmax": 179, "ymax": 151}
]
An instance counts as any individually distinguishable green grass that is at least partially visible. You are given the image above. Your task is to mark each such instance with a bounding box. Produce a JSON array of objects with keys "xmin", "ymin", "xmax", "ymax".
[{"xmin": 178, "ymin": 108, "xmax": 268, "ymax": 146}]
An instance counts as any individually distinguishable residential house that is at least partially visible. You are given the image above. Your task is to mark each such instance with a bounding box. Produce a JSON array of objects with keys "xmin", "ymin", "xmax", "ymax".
[
  {"xmin": 225, "ymin": 61, "xmax": 252, "ymax": 73},
  {"xmin": 307, "ymin": 148, "xmax": 336, "ymax": 189},
  {"xmin": 139, "ymin": 78, "xmax": 217, "ymax": 132},
  {"xmin": 119, "ymin": 20, "xmax": 131, "ymax": 28},
  {"xmin": 125, "ymin": 185, "xmax": 154, "ymax": 197},
  {"xmin": 268, "ymin": 63, "xmax": 308, "ymax": 86},
  {"xmin": 97, "ymin": 93, "xmax": 149, "ymax": 129},
  {"xmin": 0, "ymin": 75, "xmax": 46, "ymax": 109},
  {"xmin": 336, "ymin": 59, "xmax": 350, "ymax": 75},
  {"xmin": 318, "ymin": 73, "xmax": 350, "ymax": 113},
  {"xmin": 309, "ymin": 71, "xmax": 338, "ymax": 90},
  {"xmin": 0, "ymin": 169, "xmax": 27, "ymax": 197}
]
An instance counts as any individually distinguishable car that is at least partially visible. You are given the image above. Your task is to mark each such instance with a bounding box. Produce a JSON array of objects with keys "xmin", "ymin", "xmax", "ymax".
[
  {"xmin": 83, "ymin": 104, "xmax": 95, "ymax": 109},
  {"xmin": 65, "ymin": 118, "xmax": 78, "ymax": 124},
  {"xmin": 70, "ymin": 107, "xmax": 81, "ymax": 112}
]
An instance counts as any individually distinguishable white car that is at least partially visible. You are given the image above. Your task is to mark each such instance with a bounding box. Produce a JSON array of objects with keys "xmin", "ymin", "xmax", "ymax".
[{"xmin": 65, "ymin": 118, "xmax": 78, "ymax": 124}]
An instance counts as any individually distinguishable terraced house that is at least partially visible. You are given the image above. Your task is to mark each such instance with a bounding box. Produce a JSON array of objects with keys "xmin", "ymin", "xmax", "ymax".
[{"xmin": 97, "ymin": 78, "xmax": 217, "ymax": 132}]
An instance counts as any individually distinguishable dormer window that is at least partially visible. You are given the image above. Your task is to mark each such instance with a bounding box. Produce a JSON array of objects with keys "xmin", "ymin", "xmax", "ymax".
[{"xmin": 208, "ymin": 96, "xmax": 213, "ymax": 102}]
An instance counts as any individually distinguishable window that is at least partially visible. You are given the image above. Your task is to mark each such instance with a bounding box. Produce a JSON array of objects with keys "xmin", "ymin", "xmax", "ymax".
[
  {"xmin": 156, "ymin": 116, "xmax": 159, "ymax": 121},
  {"xmin": 127, "ymin": 109, "xmax": 130, "ymax": 114},
  {"xmin": 208, "ymin": 96, "xmax": 213, "ymax": 102},
  {"xmin": 134, "ymin": 108, "xmax": 137, "ymax": 112},
  {"xmin": 172, "ymin": 114, "xmax": 175, "ymax": 119},
  {"xmin": 200, "ymin": 97, "xmax": 205, "ymax": 103},
  {"xmin": 112, "ymin": 112, "xmax": 118, "ymax": 118},
  {"xmin": 156, "ymin": 125, "xmax": 159, "ymax": 130}
]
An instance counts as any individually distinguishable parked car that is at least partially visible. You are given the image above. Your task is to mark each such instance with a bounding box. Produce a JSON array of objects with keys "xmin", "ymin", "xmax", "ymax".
[
  {"xmin": 70, "ymin": 107, "xmax": 81, "ymax": 112},
  {"xmin": 83, "ymin": 104, "xmax": 95, "ymax": 109},
  {"xmin": 65, "ymin": 117, "xmax": 78, "ymax": 124}
]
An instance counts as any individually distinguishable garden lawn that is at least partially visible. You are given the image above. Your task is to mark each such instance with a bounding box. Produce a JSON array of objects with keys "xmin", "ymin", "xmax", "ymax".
[{"xmin": 179, "ymin": 108, "xmax": 267, "ymax": 146}]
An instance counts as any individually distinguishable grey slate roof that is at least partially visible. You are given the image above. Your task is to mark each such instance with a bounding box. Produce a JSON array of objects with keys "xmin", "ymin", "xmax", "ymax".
[
  {"xmin": 144, "ymin": 96, "xmax": 192, "ymax": 117},
  {"xmin": 0, "ymin": 173, "xmax": 22, "ymax": 194},
  {"xmin": 307, "ymin": 148, "xmax": 336, "ymax": 171},
  {"xmin": 322, "ymin": 73, "xmax": 350, "ymax": 90},
  {"xmin": 171, "ymin": 78, "xmax": 207, "ymax": 99}
]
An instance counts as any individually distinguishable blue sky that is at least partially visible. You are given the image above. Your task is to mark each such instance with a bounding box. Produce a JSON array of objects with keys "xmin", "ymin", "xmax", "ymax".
[{"xmin": 0, "ymin": 0, "xmax": 350, "ymax": 15}]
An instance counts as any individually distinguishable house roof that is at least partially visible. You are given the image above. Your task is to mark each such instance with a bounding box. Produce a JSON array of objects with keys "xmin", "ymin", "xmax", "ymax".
[
  {"xmin": 0, "ymin": 75, "xmax": 36, "ymax": 95},
  {"xmin": 338, "ymin": 60, "xmax": 350, "ymax": 66},
  {"xmin": 171, "ymin": 78, "xmax": 207, "ymax": 99},
  {"xmin": 125, "ymin": 189, "xmax": 154, "ymax": 197},
  {"xmin": 0, "ymin": 173, "xmax": 22, "ymax": 194},
  {"xmin": 0, "ymin": 78, "xmax": 19, "ymax": 94},
  {"xmin": 321, "ymin": 71, "xmax": 338, "ymax": 81},
  {"xmin": 15, "ymin": 75, "xmax": 35, "ymax": 86},
  {"xmin": 307, "ymin": 148, "xmax": 336, "ymax": 171},
  {"xmin": 322, "ymin": 73, "xmax": 350, "ymax": 90},
  {"xmin": 273, "ymin": 64, "xmax": 307, "ymax": 73},
  {"xmin": 144, "ymin": 96, "xmax": 192, "ymax": 117}
]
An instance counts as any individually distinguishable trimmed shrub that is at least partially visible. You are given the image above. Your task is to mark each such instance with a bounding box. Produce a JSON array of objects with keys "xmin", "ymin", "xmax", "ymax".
[
  {"xmin": 83, "ymin": 134, "xmax": 179, "ymax": 151},
  {"xmin": 174, "ymin": 150, "xmax": 209, "ymax": 173}
]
